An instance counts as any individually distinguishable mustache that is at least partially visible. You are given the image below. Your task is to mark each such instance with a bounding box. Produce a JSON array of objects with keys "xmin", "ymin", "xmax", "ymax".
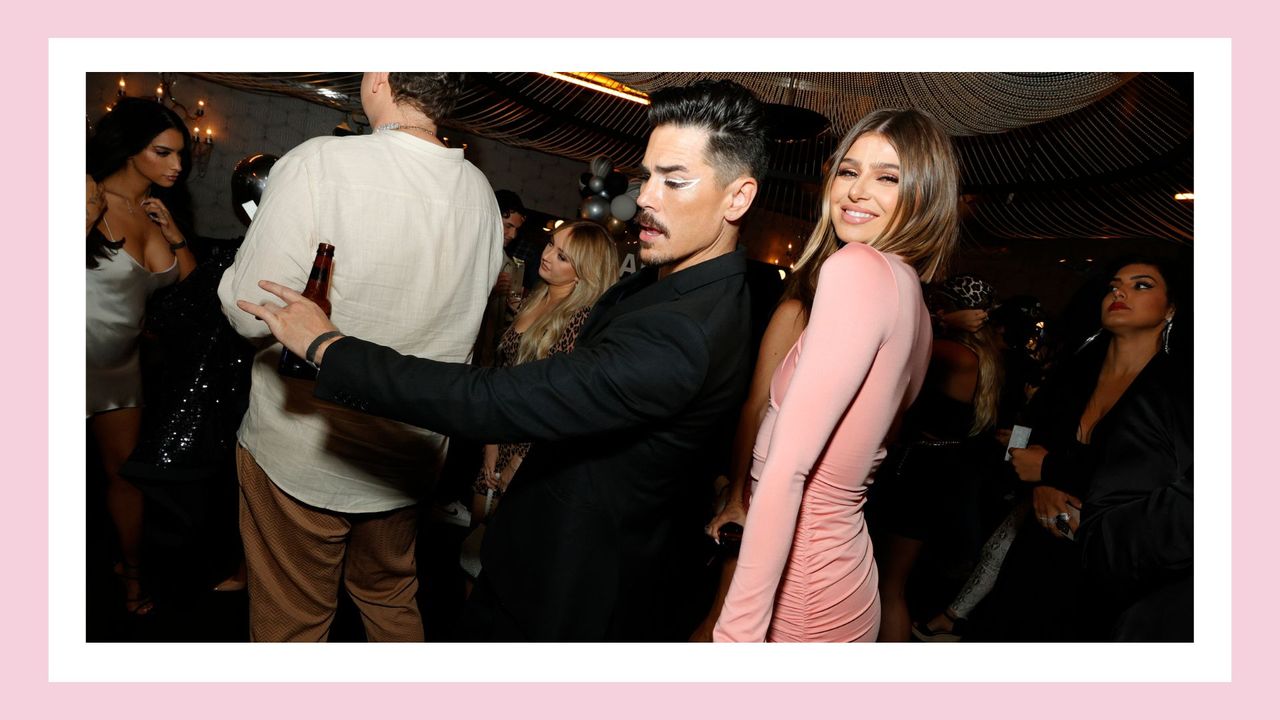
[{"xmin": 634, "ymin": 211, "xmax": 669, "ymax": 236}]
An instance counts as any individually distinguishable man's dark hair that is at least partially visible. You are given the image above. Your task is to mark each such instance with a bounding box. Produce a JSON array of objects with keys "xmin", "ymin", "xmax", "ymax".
[
  {"xmin": 387, "ymin": 73, "xmax": 467, "ymax": 122},
  {"xmin": 647, "ymin": 79, "xmax": 769, "ymax": 185},
  {"xmin": 495, "ymin": 189, "xmax": 525, "ymax": 217}
]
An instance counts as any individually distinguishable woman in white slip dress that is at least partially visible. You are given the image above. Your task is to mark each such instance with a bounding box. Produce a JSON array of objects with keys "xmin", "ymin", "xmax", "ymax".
[{"xmin": 86, "ymin": 97, "xmax": 196, "ymax": 617}]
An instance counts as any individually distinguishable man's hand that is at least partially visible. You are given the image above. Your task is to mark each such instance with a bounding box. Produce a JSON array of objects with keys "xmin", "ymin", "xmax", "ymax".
[
  {"xmin": 706, "ymin": 496, "xmax": 747, "ymax": 541},
  {"xmin": 236, "ymin": 280, "xmax": 342, "ymax": 364}
]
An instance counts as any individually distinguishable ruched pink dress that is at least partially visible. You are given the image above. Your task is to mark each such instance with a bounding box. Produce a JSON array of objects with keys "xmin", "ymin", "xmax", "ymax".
[{"xmin": 714, "ymin": 242, "xmax": 932, "ymax": 642}]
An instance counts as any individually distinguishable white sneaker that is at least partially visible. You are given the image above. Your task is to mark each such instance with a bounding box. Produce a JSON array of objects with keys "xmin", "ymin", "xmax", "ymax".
[{"xmin": 430, "ymin": 500, "xmax": 471, "ymax": 528}]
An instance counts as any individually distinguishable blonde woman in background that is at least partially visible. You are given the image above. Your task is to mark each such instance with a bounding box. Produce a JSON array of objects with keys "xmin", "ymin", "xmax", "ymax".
[{"xmin": 461, "ymin": 221, "xmax": 620, "ymax": 582}]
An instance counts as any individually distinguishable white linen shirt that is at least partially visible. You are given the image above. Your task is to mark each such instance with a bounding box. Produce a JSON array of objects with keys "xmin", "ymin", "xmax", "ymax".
[{"xmin": 218, "ymin": 130, "xmax": 503, "ymax": 512}]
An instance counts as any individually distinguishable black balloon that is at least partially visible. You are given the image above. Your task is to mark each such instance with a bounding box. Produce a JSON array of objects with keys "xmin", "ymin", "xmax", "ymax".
[
  {"xmin": 580, "ymin": 195, "xmax": 610, "ymax": 222},
  {"xmin": 231, "ymin": 153, "xmax": 280, "ymax": 226},
  {"xmin": 604, "ymin": 171, "xmax": 628, "ymax": 198},
  {"xmin": 579, "ymin": 171, "xmax": 593, "ymax": 190},
  {"xmin": 587, "ymin": 175, "xmax": 606, "ymax": 195}
]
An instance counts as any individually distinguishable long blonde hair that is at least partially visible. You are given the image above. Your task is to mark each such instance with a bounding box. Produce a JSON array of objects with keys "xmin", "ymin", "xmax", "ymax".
[
  {"xmin": 788, "ymin": 108, "xmax": 960, "ymax": 302},
  {"xmin": 513, "ymin": 221, "xmax": 619, "ymax": 365},
  {"xmin": 950, "ymin": 325, "xmax": 1004, "ymax": 436}
]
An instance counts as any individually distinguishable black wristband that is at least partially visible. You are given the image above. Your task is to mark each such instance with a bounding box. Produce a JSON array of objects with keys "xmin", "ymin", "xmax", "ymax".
[
  {"xmin": 167, "ymin": 240, "xmax": 187, "ymax": 252},
  {"xmin": 306, "ymin": 331, "xmax": 344, "ymax": 365}
]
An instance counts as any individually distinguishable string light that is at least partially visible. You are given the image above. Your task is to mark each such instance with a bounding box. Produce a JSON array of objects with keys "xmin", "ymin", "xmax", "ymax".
[{"xmin": 539, "ymin": 72, "xmax": 651, "ymax": 106}]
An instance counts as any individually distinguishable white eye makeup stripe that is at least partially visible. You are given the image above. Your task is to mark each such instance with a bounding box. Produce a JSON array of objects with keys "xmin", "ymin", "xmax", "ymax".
[{"xmin": 667, "ymin": 177, "xmax": 702, "ymax": 190}]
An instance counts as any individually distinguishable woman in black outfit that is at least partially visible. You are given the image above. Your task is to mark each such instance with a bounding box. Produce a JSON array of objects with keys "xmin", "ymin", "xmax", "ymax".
[{"xmin": 973, "ymin": 257, "xmax": 1190, "ymax": 641}]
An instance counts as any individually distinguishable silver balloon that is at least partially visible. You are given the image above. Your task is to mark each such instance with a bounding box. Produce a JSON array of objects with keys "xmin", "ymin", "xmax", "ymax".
[
  {"xmin": 580, "ymin": 195, "xmax": 610, "ymax": 222},
  {"xmin": 591, "ymin": 155, "xmax": 613, "ymax": 178},
  {"xmin": 610, "ymin": 194, "xmax": 637, "ymax": 222},
  {"xmin": 626, "ymin": 178, "xmax": 642, "ymax": 199},
  {"xmin": 587, "ymin": 175, "xmax": 606, "ymax": 195}
]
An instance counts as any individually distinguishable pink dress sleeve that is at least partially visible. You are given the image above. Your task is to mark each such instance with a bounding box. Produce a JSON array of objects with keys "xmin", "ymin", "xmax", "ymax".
[{"xmin": 713, "ymin": 245, "xmax": 899, "ymax": 642}]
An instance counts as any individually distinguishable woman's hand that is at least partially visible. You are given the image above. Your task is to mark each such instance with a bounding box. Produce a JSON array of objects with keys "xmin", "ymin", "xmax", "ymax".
[
  {"xmin": 140, "ymin": 197, "xmax": 186, "ymax": 248},
  {"xmin": 938, "ymin": 308, "xmax": 988, "ymax": 334},
  {"xmin": 1008, "ymin": 445, "xmax": 1048, "ymax": 482},
  {"xmin": 1031, "ymin": 486, "xmax": 1081, "ymax": 539},
  {"xmin": 505, "ymin": 288, "xmax": 525, "ymax": 314},
  {"xmin": 478, "ymin": 466, "xmax": 498, "ymax": 491},
  {"xmin": 498, "ymin": 455, "xmax": 522, "ymax": 492},
  {"xmin": 476, "ymin": 444, "xmax": 500, "ymax": 490},
  {"xmin": 86, "ymin": 175, "xmax": 106, "ymax": 235}
]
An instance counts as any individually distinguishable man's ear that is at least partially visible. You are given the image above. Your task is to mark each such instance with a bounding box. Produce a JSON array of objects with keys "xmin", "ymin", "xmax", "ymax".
[
  {"xmin": 369, "ymin": 72, "xmax": 390, "ymax": 94},
  {"xmin": 724, "ymin": 176, "xmax": 758, "ymax": 223}
]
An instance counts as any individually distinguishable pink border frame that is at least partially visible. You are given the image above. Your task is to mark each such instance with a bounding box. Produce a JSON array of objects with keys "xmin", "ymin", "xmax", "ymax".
[{"xmin": 23, "ymin": 1, "xmax": 1266, "ymax": 713}]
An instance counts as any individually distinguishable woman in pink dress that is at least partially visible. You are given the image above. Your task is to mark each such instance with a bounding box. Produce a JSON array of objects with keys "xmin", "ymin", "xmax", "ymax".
[{"xmin": 714, "ymin": 109, "xmax": 959, "ymax": 642}]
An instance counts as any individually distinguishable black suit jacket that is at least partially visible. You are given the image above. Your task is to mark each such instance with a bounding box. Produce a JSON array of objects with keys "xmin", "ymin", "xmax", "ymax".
[{"xmin": 316, "ymin": 249, "xmax": 752, "ymax": 640}]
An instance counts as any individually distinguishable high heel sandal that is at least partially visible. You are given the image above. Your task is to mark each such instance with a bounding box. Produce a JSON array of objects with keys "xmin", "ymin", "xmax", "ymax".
[{"xmin": 114, "ymin": 562, "xmax": 156, "ymax": 617}]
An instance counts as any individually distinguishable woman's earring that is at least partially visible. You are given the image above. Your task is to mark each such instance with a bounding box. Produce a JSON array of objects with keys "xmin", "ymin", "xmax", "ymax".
[
  {"xmin": 1077, "ymin": 327, "xmax": 1104, "ymax": 353},
  {"xmin": 1162, "ymin": 316, "xmax": 1174, "ymax": 354}
]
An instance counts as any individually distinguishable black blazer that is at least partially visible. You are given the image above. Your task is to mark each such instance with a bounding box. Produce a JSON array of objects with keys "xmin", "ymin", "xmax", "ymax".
[{"xmin": 316, "ymin": 249, "xmax": 752, "ymax": 640}]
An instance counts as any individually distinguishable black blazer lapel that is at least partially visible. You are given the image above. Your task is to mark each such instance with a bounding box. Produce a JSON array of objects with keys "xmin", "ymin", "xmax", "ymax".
[{"xmin": 578, "ymin": 250, "xmax": 749, "ymax": 346}]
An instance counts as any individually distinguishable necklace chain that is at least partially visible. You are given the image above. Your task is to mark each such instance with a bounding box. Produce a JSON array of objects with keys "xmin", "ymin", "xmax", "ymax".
[
  {"xmin": 103, "ymin": 188, "xmax": 150, "ymax": 215},
  {"xmin": 376, "ymin": 122, "xmax": 436, "ymax": 137}
]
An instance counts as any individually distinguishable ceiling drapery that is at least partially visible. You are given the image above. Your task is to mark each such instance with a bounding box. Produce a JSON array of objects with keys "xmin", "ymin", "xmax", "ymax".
[
  {"xmin": 607, "ymin": 72, "xmax": 1137, "ymax": 136},
  {"xmin": 189, "ymin": 71, "xmax": 1192, "ymax": 245}
]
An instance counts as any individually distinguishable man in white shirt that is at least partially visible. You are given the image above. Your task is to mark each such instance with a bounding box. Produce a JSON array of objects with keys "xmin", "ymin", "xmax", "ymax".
[{"xmin": 218, "ymin": 72, "xmax": 503, "ymax": 641}]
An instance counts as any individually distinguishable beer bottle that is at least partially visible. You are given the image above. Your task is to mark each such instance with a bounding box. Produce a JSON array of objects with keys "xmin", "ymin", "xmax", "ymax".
[{"xmin": 277, "ymin": 242, "xmax": 335, "ymax": 380}]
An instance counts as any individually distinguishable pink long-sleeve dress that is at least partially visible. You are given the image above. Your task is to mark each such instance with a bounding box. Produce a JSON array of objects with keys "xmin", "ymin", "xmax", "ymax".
[{"xmin": 714, "ymin": 242, "xmax": 932, "ymax": 642}]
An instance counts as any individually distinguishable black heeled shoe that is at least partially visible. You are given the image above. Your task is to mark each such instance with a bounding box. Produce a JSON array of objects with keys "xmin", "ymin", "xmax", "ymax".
[{"xmin": 114, "ymin": 562, "xmax": 156, "ymax": 617}]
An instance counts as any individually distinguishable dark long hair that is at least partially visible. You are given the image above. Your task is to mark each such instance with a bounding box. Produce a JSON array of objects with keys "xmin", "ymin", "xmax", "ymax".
[{"xmin": 86, "ymin": 98, "xmax": 192, "ymax": 268}]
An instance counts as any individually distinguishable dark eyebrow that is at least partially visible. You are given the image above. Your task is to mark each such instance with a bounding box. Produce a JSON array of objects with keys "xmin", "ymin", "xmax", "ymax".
[
  {"xmin": 1111, "ymin": 274, "xmax": 1159, "ymax": 283},
  {"xmin": 655, "ymin": 164, "xmax": 689, "ymax": 174},
  {"xmin": 839, "ymin": 158, "xmax": 900, "ymax": 171},
  {"xmin": 153, "ymin": 144, "xmax": 180, "ymax": 152}
]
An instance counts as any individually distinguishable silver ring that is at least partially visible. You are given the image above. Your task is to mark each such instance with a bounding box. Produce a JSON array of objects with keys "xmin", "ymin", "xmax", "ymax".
[{"xmin": 1056, "ymin": 512, "xmax": 1071, "ymax": 523}]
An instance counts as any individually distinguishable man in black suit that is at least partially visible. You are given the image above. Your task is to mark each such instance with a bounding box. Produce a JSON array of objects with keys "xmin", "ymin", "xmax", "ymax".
[{"xmin": 236, "ymin": 80, "xmax": 768, "ymax": 640}]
